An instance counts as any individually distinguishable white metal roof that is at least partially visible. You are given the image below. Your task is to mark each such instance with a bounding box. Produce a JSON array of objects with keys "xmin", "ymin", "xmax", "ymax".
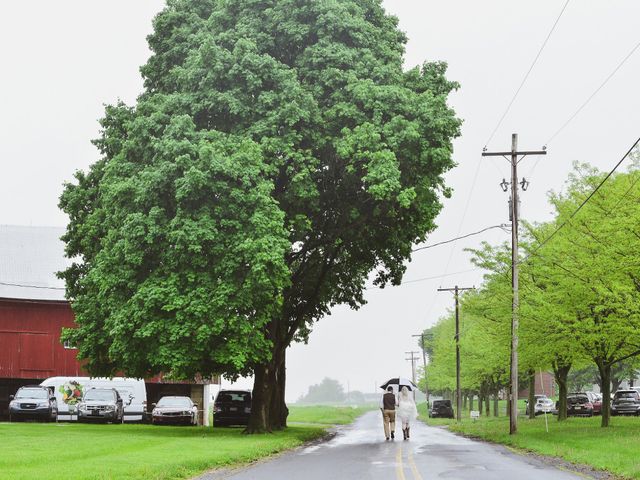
[{"xmin": 0, "ymin": 225, "xmax": 69, "ymax": 301}]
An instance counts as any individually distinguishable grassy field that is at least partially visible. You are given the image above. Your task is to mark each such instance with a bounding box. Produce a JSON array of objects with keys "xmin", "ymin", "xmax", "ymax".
[
  {"xmin": 0, "ymin": 422, "xmax": 325, "ymax": 480},
  {"xmin": 417, "ymin": 403, "xmax": 640, "ymax": 479},
  {"xmin": 288, "ymin": 404, "xmax": 375, "ymax": 425}
]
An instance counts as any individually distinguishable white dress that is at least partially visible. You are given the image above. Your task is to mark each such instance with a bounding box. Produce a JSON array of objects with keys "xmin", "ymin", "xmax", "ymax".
[{"xmin": 396, "ymin": 397, "xmax": 418, "ymax": 425}]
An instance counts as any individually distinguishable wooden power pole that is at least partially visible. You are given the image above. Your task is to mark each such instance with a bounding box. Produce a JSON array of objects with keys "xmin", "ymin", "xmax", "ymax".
[
  {"xmin": 405, "ymin": 351, "xmax": 420, "ymax": 385},
  {"xmin": 438, "ymin": 285, "xmax": 474, "ymax": 422},
  {"xmin": 412, "ymin": 333, "xmax": 429, "ymax": 404},
  {"xmin": 482, "ymin": 134, "xmax": 546, "ymax": 434}
]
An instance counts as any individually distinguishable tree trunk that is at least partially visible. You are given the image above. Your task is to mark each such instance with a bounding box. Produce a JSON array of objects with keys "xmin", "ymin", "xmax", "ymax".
[
  {"xmin": 528, "ymin": 369, "xmax": 536, "ymax": 419},
  {"xmin": 469, "ymin": 393, "xmax": 474, "ymax": 412},
  {"xmin": 247, "ymin": 362, "xmax": 275, "ymax": 433},
  {"xmin": 598, "ymin": 362, "xmax": 612, "ymax": 427},
  {"xmin": 463, "ymin": 392, "xmax": 468, "ymax": 411},
  {"xmin": 485, "ymin": 393, "xmax": 490, "ymax": 417},
  {"xmin": 478, "ymin": 390, "xmax": 483, "ymax": 415},
  {"xmin": 553, "ymin": 363, "xmax": 570, "ymax": 421},
  {"xmin": 493, "ymin": 392, "xmax": 499, "ymax": 417},
  {"xmin": 269, "ymin": 349, "xmax": 288, "ymax": 430},
  {"xmin": 246, "ymin": 332, "xmax": 288, "ymax": 434},
  {"xmin": 611, "ymin": 374, "xmax": 623, "ymax": 394}
]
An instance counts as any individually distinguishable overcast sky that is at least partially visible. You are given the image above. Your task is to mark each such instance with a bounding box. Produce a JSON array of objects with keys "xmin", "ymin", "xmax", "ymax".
[{"xmin": 1, "ymin": 1, "xmax": 639, "ymax": 401}]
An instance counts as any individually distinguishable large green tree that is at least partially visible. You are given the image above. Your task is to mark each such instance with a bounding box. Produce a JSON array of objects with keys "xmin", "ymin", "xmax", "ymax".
[{"xmin": 60, "ymin": 0, "xmax": 460, "ymax": 432}]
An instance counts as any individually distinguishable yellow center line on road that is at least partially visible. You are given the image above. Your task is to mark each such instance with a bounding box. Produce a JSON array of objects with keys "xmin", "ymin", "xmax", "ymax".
[
  {"xmin": 396, "ymin": 444, "xmax": 407, "ymax": 480},
  {"xmin": 408, "ymin": 448, "xmax": 423, "ymax": 480}
]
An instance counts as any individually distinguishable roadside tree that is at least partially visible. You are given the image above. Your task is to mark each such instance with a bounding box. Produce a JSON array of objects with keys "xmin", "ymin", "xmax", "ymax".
[{"xmin": 60, "ymin": 0, "xmax": 460, "ymax": 432}]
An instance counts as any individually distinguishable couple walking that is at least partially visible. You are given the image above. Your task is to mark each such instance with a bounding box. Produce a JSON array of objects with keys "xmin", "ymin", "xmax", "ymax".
[{"xmin": 380, "ymin": 386, "xmax": 418, "ymax": 441}]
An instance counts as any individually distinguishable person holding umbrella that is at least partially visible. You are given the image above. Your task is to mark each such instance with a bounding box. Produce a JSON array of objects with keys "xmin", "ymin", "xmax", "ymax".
[{"xmin": 379, "ymin": 385, "xmax": 397, "ymax": 441}]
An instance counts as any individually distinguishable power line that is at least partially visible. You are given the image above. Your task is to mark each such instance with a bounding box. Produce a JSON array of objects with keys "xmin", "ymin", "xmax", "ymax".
[
  {"xmin": 366, "ymin": 268, "xmax": 481, "ymax": 290},
  {"xmin": 525, "ymin": 135, "xmax": 640, "ymax": 261},
  {"xmin": 0, "ymin": 281, "xmax": 65, "ymax": 291},
  {"xmin": 484, "ymin": 0, "xmax": 571, "ymax": 149},
  {"xmin": 543, "ymin": 38, "xmax": 640, "ymax": 147},
  {"xmin": 411, "ymin": 224, "xmax": 509, "ymax": 252}
]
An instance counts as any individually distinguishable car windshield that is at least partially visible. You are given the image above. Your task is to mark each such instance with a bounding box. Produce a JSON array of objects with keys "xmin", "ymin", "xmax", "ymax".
[
  {"xmin": 84, "ymin": 390, "xmax": 115, "ymax": 402},
  {"xmin": 15, "ymin": 388, "xmax": 48, "ymax": 399},
  {"xmin": 615, "ymin": 392, "xmax": 639, "ymax": 399},
  {"xmin": 537, "ymin": 398, "xmax": 552, "ymax": 404},
  {"xmin": 568, "ymin": 395, "xmax": 589, "ymax": 404},
  {"xmin": 157, "ymin": 397, "xmax": 191, "ymax": 408},
  {"xmin": 433, "ymin": 401, "xmax": 451, "ymax": 407},
  {"xmin": 217, "ymin": 392, "xmax": 250, "ymax": 403}
]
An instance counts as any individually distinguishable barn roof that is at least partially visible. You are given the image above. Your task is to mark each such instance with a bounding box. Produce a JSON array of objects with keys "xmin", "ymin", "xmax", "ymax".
[{"xmin": 0, "ymin": 225, "xmax": 69, "ymax": 301}]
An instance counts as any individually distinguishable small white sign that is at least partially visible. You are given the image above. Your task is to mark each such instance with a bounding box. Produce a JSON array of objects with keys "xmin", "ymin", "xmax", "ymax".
[{"xmin": 470, "ymin": 410, "xmax": 480, "ymax": 420}]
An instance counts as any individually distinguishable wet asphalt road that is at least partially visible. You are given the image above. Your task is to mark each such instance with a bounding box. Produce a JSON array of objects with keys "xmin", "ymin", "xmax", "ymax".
[{"xmin": 197, "ymin": 411, "xmax": 585, "ymax": 480}]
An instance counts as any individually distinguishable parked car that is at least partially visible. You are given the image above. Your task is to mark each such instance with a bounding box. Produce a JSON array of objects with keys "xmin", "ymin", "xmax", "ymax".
[
  {"xmin": 9, "ymin": 385, "xmax": 57, "ymax": 422},
  {"xmin": 611, "ymin": 390, "xmax": 640, "ymax": 416},
  {"xmin": 77, "ymin": 388, "xmax": 125, "ymax": 423},
  {"xmin": 533, "ymin": 397, "xmax": 555, "ymax": 415},
  {"xmin": 525, "ymin": 395, "xmax": 549, "ymax": 415},
  {"xmin": 567, "ymin": 393, "xmax": 594, "ymax": 416},
  {"xmin": 585, "ymin": 392, "xmax": 602, "ymax": 415},
  {"xmin": 41, "ymin": 376, "xmax": 146, "ymax": 422},
  {"xmin": 213, "ymin": 390, "xmax": 251, "ymax": 427},
  {"xmin": 151, "ymin": 396, "xmax": 198, "ymax": 426},
  {"xmin": 429, "ymin": 399, "xmax": 454, "ymax": 419}
]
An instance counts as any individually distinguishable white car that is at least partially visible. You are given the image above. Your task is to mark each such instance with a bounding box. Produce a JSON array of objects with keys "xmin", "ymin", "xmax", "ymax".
[
  {"xmin": 534, "ymin": 397, "xmax": 555, "ymax": 415},
  {"xmin": 151, "ymin": 396, "xmax": 198, "ymax": 426}
]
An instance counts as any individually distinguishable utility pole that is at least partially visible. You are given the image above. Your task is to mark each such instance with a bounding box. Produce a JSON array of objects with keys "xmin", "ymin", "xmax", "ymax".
[
  {"xmin": 405, "ymin": 351, "xmax": 420, "ymax": 386},
  {"xmin": 482, "ymin": 134, "xmax": 546, "ymax": 434},
  {"xmin": 412, "ymin": 333, "xmax": 429, "ymax": 404},
  {"xmin": 438, "ymin": 285, "xmax": 474, "ymax": 422}
]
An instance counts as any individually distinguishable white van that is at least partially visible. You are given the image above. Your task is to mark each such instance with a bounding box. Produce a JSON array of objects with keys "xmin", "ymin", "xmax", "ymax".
[{"xmin": 40, "ymin": 377, "xmax": 147, "ymax": 422}]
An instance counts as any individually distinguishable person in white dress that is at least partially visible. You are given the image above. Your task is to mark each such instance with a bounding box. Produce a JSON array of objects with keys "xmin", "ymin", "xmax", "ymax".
[{"xmin": 396, "ymin": 386, "xmax": 418, "ymax": 440}]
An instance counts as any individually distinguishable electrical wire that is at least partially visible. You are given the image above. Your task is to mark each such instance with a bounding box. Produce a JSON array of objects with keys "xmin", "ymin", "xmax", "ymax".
[
  {"xmin": 0, "ymin": 281, "xmax": 65, "ymax": 291},
  {"xmin": 484, "ymin": 0, "xmax": 571, "ymax": 149},
  {"xmin": 524, "ymin": 135, "xmax": 640, "ymax": 261},
  {"xmin": 543, "ymin": 38, "xmax": 640, "ymax": 147},
  {"xmin": 366, "ymin": 268, "xmax": 482, "ymax": 291},
  {"xmin": 411, "ymin": 224, "xmax": 509, "ymax": 252}
]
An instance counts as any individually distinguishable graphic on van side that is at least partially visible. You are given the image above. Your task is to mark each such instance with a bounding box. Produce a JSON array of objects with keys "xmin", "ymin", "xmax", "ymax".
[{"xmin": 59, "ymin": 380, "xmax": 83, "ymax": 405}]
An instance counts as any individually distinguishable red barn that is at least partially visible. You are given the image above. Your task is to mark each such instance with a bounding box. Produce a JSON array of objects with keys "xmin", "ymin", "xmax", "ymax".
[{"xmin": 0, "ymin": 225, "xmax": 216, "ymax": 422}]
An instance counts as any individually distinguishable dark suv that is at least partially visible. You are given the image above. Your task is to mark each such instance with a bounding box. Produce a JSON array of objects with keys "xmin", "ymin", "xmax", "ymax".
[
  {"xmin": 9, "ymin": 385, "xmax": 57, "ymax": 422},
  {"xmin": 429, "ymin": 399, "xmax": 454, "ymax": 419},
  {"xmin": 213, "ymin": 390, "xmax": 251, "ymax": 427},
  {"xmin": 567, "ymin": 393, "xmax": 594, "ymax": 416},
  {"xmin": 611, "ymin": 390, "xmax": 640, "ymax": 416},
  {"xmin": 78, "ymin": 388, "xmax": 124, "ymax": 423}
]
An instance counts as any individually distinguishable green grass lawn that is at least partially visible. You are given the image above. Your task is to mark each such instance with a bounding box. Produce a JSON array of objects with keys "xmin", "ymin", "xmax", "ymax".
[
  {"xmin": 417, "ymin": 405, "xmax": 640, "ymax": 479},
  {"xmin": 287, "ymin": 404, "xmax": 374, "ymax": 425},
  {"xmin": 0, "ymin": 422, "xmax": 325, "ymax": 480}
]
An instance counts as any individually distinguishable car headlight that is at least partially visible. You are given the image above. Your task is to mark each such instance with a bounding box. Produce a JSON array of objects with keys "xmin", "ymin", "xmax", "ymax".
[
  {"xmin": 37, "ymin": 402, "xmax": 49, "ymax": 408},
  {"xmin": 78, "ymin": 404, "xmax": 87, "ymax": 411},
  {"xmin": 9, "ymin": 400, "xmax": 19, "ymax": 408},
  {"xmin": 105, "ymin": 405, "xmax": 115, "ymax": 411}
]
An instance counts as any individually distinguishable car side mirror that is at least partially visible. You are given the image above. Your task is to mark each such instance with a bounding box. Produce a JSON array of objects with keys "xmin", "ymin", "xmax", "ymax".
[
  {"xmin": 151, "ymin": 403, "xmax": 157, "ymax": 408},
  {"xmin": 9, "ymin": 395, "xmax": 14, "ymax": 400},
  {"xmin": 193, "ymin": 403, "xmax": 198, "ymax": 408},
  {"xmin": 50, "ymin": 397, "xmax": 56, "ymax": 401}
]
